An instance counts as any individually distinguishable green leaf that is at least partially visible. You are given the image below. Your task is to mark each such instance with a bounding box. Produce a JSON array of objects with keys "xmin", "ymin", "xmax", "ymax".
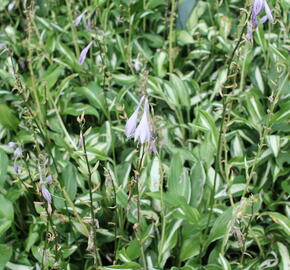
[
  {"xmin": 218, "ymin": 253, "xmax": 231, "ymax": 270},
  {"xmin": 0, "ymin": 244, "xmax": 12, "ymax": 270},
  {"xmin": 0, "ymin": 104, "xmax": 19, "ymax": 131},
  {"xmin": 198, "ymin": 110, "xmax": 218, "ymax": 148},
  {"xmin": 0, "ymin": 150, "xmax": 8, "ymax": 185},
  {"xmin": 5, "ymin": 262, "xmax": 33, "ymax": 270},
  {"xmin": 62, "ymin": 163, "xmax": 77, "ymax": 200},
  {"xmin": 190, "ymin": 162, "xmax": 206, "ymax": 207},
  {"xmin": 176, "ymin": 0, "xmax": 197, "ymax": 29},
  {"xmin": 170, "ymin": 74, "xmax": 190, "ymax": 108},
  {"xmin": 101, "ymin": 262, "xmax": 141, "ymax": 270},
  {"xmin": 262, "ymin": 212, "xmax": 290, "ymax": 236},
  {"xmin": 147, "ymin": 0, "xmax": 163, "ymax": 9},
  {"xmin": 277, "ymin": 242, "xmax": 290, "ymax": 270},
  {"xmin": 180, "ymin": 234, "xmax": 200, "ymax": 261},
  {"xmin": 112, "ymin": 74, "xmax": 136, "ymax": 86},
  {"xmin": 76, "ymin": 82, "xmax": 108, "ymax": 118},
  {"xmin": 204, "ymin": 207, "xmax": 233, "ymax": 250},
  {"xmin": 254, "ymin": 66, "xmax": 264, "ymax": 93},
  {"xmin": 266, "ymin": 135, "xmax": 280, "ymax": 158},
  {"xmin": 0, "ymin": 194, "xmax": 14, "ymax": 237},
  {"xmin": 158, "ymin": 219, "xmax": 183, "ymax": 267},
  {"xmin": 177, "ymin": 30, "xmax": 194, "ymax": 45},
  {"xmin": 245, "ymin": 93, "xmax": 265, "ymax": 130},
  {"xmin": 25, "ymin": 224, "xmax": 39, "ymax": 252}
]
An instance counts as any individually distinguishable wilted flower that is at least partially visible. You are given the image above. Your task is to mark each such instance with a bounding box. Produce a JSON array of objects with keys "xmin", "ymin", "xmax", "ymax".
[
  {"xmin": 125, "ymin": 96, "xmax": 145, "ymax": 138},
  {"xmin": 248, "ymin": 0, "xmax": 274, "ymax": 40},
  {"xmin": 134, "ymin": 98, "xmax": 151, "ymax": 144},
  {"xmin": 79, "ymin": 41, "xmax": 93, "ymax": 65},
  {"xmin": 8, "ymin": 142, "xmax": 22, "ymax": 173}
]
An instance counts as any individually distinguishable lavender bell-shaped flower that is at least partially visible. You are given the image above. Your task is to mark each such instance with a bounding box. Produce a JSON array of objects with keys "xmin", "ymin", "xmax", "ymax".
[
  {"xmin": 249, "ymin": 0, "xmax": 274, "ymax": 37},
  {"xmin": 75, "ymin": 11, "xmax": 86, "ymax": 26},
  {"xmin": 125, "ymin": 96, "xmax": 145, "ymax": 138},
  {"xmin": 8, "ymin": 1, "xmax": 16, "ymax": 11},
  {"xmin": 252, "ymin": 0, "xmax": 274, "ymax": 26},
  {"xmin": 39, "ymin": 168, "xmax": 53, "ymax": 204},
  {"xmin": 260, "ymin": 1, "xmax": 274, "ymax": 24},
  {"xmin": 134, "ymin": 98, "xmax": 151, "ymax": 144},
  {"xmin": 8, "ymin": 142, "xmax": 22, "ymax": 173},
  {"xmin": 41, "ymin": 185, "xmax": 52, "ymax": 204},
  {"xmin": 79, "ymin": 41, "xmax": 93, "ymax": 65}
]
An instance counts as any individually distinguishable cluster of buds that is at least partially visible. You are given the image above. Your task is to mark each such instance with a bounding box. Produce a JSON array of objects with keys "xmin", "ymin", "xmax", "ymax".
[{"xmin": 125, "ymin": 96, "xmax": 157, "ymax": 153}]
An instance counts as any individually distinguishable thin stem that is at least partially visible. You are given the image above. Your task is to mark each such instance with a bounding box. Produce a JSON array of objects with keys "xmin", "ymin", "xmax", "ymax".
[
  {"xmin": 136, "ymin": 146, "xmax": 147, "ymax": 270},
  {"xmin": 47, "ymin": 91, "xmax": 77, "ymax": 151},
  {"xmin": 81, "ymin": 129, "xmax": 102, "ymax": 266},
  {"xmin": 65, "ymin": 0, "xmax": 80, "ymax": 57},
  {"xmin": 200, "ymin": 17, "xmax": 248, "ymax": 259},
  {"xmin": 239, "ymin": 203, "xmax": 254, "ymax": 267},
  {"xmin": 241, "ymin": 77, "xmax": 285, "ymax": 200},
  {"xmin": 168, "ymin": 0, "xmax": 176, "ymax": 73},
  {"xmin": 157, "ymin": 152, "xmax": 166, "ymax": 267},
  {"xmin": 94, "ymin": 39, "xmax": 116, "ymax": 163}
]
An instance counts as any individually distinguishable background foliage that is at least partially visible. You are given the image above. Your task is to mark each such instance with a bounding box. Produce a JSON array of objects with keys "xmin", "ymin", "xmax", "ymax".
[{"xmin": 0, "ymin": 0, "xmax": 289, "ymax": 269}]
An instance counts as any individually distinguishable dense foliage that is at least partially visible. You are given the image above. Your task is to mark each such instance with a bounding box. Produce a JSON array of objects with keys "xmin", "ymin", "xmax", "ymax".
[{"xmin": 0, "ymin": 0, "xmax": 289, "ymax": 269}]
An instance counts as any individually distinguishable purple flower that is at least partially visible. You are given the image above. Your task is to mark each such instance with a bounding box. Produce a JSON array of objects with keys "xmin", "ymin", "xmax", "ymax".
[
  {"xmin": 79, "ymin": 41, "xmax": 93, "ymax": 65},
  {"xmin": 41, "ymin": 185, "xmax": 52, "ymax": 204},
  {"xmin": 39, "ymin": 167, "xmax": 52, "ymax": 204},
  {"xmin": 75, "ymin": 11, "xmax": 87, "ymax": 26},
  {"xmin": 247, "ymin": 23, "xmax": 253, "ymax": 41},
  {"xmin": 149, "ymin": 141, "xmax": 157, "ymax": 153},
  {"xmin": 125, "ymin": 96, "xmax": 145, "ymax": 138},
  {"xmin": 8, "ymin": 141, "xmax": 17, "ymax": 148},
  {"xmin": 134, "ymin": 59, "xmax": 141, "ymax": 72},
  {"xmin": 8, "ymin": 1, "xmax": 15, "ymax": 11},
  {"xmin": 251, "ymin": 0, "xmax": 274, "ymax": 29},
  {"xmin": 45, "ymin": 175, "xmax": 52, "ymax": 185},
  {"xmin": 134, "ymin": 98, "xmax": 151, "ymax": 144},
  {"xmin": 8, "ymin": 142, "xmax": 22, "ymax": 173}
]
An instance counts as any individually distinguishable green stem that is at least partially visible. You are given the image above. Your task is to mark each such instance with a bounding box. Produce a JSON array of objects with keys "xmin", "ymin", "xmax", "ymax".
[
  {"xmin": 136, "ymin": 146, "xmax": 147, "ymax": 270},
  {"xmin": 157, "ymin": 152, "xmax": 166, "ymax": 267},
  {"xmin": 200, "ymin": 16, "xmax": 248, "ymax": 259},
  {"xmin": 65, "ymin": 0, "xmax": 80, "ymax": 57},
  {"xmin": 81, "ymin": 129, "xmax": 102, "ymax": 266},
  {"xmin": 168, "ymin": 0, "xmax": 176, "ymax": 73}
]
